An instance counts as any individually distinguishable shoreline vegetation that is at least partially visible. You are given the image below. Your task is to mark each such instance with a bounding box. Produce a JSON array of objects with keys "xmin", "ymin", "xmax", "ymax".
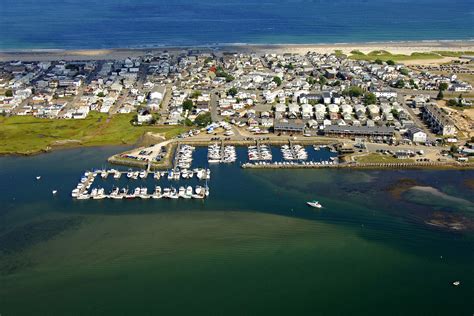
[
  {"xmin": 1, "ymin": 40, "xmax": 473, "ymax": 62},
  {"xmin": 0, "ymin": 112, "xmax": 188, "ymax": 156}
]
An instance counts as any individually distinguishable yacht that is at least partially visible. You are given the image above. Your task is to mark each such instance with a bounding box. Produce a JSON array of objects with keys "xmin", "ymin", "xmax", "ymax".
[
  {"xmin": 36, "ymin": 176, "xmax": 41, "ymax": 180},
  {"xmin": 162, "ymin": 187, "xmax": 171, "ymax": 199},
  {"xmin": 154, "ymin": 172, "xmax": 161, "ymax": 180},
  {"xmin": 152, "ymin": 186, "xmax": 162, "ymax": 199},
  {"xmin": 139, "ymin": 187, "xmax": 149, "ymax": 199},
  {"xmin": 113, "ymin": 171, "xmax": 121, "ymax": 179},
  {"xmin": 127, "ymin": 170, "xmax": 134, "ymax": 179},
  {"xmin": 139, "ymin": 170, "xmax": 148, "ymax": 179},
  {"xmin": 178, "ymin": 186, "xmax": 186, "ymax": 198},
  {"xmin": 52, "ymin": 190, "xmax": 58, "ymax": 195},
  {"xmin": 184, "ymin": 186, "xmax": 193, "ymax": 199},
  {"xmin": 169, "ymin": 187, "xmax": 179, "ymax": 199},
  {"xmin": 306, "ymin": 201, "xmax": 322, "ymax": 208}
]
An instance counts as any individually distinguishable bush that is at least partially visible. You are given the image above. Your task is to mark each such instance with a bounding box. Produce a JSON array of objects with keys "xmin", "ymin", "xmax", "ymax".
[
  {"xmin": 374, "ymin": 59, "xmax": 383, "ymax": 65},
  {"xmin": 5, "ymin": 90, "xmax": 13, "ymax": 97},
  {"xmin": 386, "ymin": 60, "xmax": 395, "ymax": 65}
]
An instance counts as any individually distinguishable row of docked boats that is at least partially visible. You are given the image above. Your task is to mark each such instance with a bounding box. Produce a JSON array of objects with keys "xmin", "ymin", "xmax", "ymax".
[
  {"xmin": 281, "ymin": 144, "xmax": 308, "ymax": 160},
  {"xmin": 99, "ymin": 168, "xmax": 122, "ymax": 179},
  {"xmin": 242, "ymin": 160, "xmax": 338, "ymax": 167},
  {"xmin": 248, "ymin": 145, "xmax": 272, "ymax": 161},
  {"xmin": 73, "ymin": 185, "xmax": 210, "ymax": 200},
  {"xmin": 71, "ymin": 171, "xmax": 97, "ymax": 198},
  {"xmin": 208, "ymin": 143, "xmax": 237, "ymax": 163},
  {"xmin": 124, "ymin": 168, "xmax": 211, "ymax": 181},
  {"xmin": 175, "ymin": 145, "xmax": 195, "ymax": 169}
]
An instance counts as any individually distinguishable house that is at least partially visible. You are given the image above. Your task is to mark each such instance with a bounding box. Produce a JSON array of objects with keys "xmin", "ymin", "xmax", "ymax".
[
  {"xmin": 407, "ymin": 127, "xmax": 427, "ymax": 143},
  {"xmin": 273, "ymin": 119, "xmax": 305, "ymax": 133}
]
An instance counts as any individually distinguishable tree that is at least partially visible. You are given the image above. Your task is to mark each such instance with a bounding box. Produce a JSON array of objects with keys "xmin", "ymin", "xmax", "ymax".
[
  {"xmin": 386, "ymin": 60, "xmax": 395, "ymax": 65},
  {"xmin": 394, "ymin": 79, "xmax": 405, "ymax": 88},
  {"xmin": 364, "ymin": 93, "xmax": 376, "ymax": 105},
  {"xmin": 436, "ymin": 90, "xmax": 444, "ymax": 100},
  {"xmin": 182, "ymin": 99, "xmax": 194, "ymax": 111},
  {"xmin": 374, "ymin": 59, "xmax": 383, "ymax": 65},
  {"xmin": 97, "ymin": 92, "xmax": 106, "ymax": 98},
  {"xmin": 5, "ymin": 89, "xmax": 13, "ymax": 97},
  {"xmin": 227, "ymin": 87, "xmax": 238, "ymax": 97},
  {"xmin": 184, "ymin": 118, "xmax": 194, "ymax": 126},
  {"xmin": 439, "ymin": 82, "xmax": 448, "ymax": 91},
  {"xmin": 273, "ymin": 76, "xmax": 282, "ymax": 86},
  {"xmin": 306, "ymin": 76, "xmax": 316, "ymax": 85},
  {"xmin": 343, "ymin": 86, "xmax": 364, "ymax": 97},
  {"xmin": 194, "ymin": 112, "xmax": 212, "ymax": 127},
  {"xmin": 318, "ymin": 75, "xmax": 327, "ymax": 86}
]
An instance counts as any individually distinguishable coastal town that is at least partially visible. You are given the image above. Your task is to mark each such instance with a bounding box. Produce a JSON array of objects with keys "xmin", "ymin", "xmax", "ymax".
[{"xmin": 1, "ymin": 48, "xmax": 474, "ymax": 167}]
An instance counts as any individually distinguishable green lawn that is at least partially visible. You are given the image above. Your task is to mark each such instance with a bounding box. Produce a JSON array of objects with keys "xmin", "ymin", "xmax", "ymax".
[
  {"xmin": 356, "ymin": 153, "xmax": 414, "ymax": 163},
  {"xmin": 0, "ymin": 112, "xmax": 188, "ymax": 155}
]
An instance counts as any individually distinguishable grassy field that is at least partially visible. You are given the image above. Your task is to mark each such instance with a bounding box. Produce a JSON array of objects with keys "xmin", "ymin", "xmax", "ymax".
[
  {"xmin": 346, "ymin": 50, "xmax": 443, "ymax": 62},
  {"xmin": 355, "ymin": 153, "xmax": 414, "ymax": 163},
  {"xmin": 0, "ymin": 112, "xmax": 189, "ymax": 155}
]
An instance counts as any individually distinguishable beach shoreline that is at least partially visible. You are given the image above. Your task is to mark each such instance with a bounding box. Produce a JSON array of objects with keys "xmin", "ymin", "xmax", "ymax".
[{"xmin": 1, "ymin": 40, "xmax": 473, "ymax": 61}]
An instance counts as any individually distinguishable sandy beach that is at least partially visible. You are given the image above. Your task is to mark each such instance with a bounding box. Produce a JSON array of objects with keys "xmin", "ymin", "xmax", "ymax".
[{"xmin": 0, "ymin": 40, "xmax": 473, "ymax": 62}]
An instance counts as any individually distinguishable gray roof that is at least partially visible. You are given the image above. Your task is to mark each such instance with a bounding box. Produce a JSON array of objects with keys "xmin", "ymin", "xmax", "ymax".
[{"xmin": 323, "ymin": 125, "xmax": 394, "ymax": 135}]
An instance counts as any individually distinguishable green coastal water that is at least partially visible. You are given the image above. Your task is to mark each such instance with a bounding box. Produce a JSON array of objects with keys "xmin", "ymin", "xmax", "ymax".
[{"xmin": 0, "ymin": 147, "xmax": 473, "ymax": 315}]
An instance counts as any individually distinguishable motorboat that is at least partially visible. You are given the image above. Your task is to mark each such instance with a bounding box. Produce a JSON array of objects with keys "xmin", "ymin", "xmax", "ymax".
[{"xmin": 306, "ymin": 200, "xmax": 322, "ymax": 208}]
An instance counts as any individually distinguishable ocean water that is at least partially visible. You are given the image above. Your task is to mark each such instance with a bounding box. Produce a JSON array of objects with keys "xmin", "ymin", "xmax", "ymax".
[
  {"xmin": 0, "ymin": 0, "xmax": 473, "ymax": 49},
  {"xmin": 0, "ymin": 146, "xmax": 473, "ymax": 315}
]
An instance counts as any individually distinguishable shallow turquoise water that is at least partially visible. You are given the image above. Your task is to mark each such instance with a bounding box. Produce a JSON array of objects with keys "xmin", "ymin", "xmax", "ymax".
[{"xmin": 0, "ymin": 146, "xmax": 473, "ymax": 315}]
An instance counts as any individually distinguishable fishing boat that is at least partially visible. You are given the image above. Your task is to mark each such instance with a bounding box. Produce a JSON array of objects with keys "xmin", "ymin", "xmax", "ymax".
[{"xmin": 306, "ymin": 200, "xmax": 322, "ymax": 208}]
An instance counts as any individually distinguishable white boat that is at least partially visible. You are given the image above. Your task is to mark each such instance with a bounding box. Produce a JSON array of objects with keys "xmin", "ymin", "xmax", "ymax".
[
  {"xmin": 139, "ymin": 170, "xmax": 148, "ymax": 179},
  {"xmin": 178, "ymin": 186, "xmax": 186, "ymax": 198},
  {"xmin": 152, "ymin": 186, "xmax": 162, "ymax": 199},
  {"xmin": 169, "ymin": 187, "xmax": 179, "ymax": 199},
  {"xmin": 452, "ymin": 281, "xmax": 461, "ymax": 286},
  {"xmin": 77, "ymin": 194, "xmax": 90, "ymax": 200},
  {"xmin": 113, "ymin": 171, "xmax": 121, "ymax": 179},
  {"xmin": 127, "ymin": 170, "xmax": 134, "ymax": 179},
  {"xmin": 36, "ymin": 176, "xmax": 41, "ymax": 180},
  {"xmin": 306, "ymin": 200, "xmax": 322, "ymax": 208},
  {"xmin": 184, "ymin": 186, "xmax": 193, "ymax": 199},
  {"xmin": 52, "ymin": 190, "xmax": 58, "ymax": 195},
  {"xmin": 162, "ymin": 187, "xmax": 171, "ymax": 198}
]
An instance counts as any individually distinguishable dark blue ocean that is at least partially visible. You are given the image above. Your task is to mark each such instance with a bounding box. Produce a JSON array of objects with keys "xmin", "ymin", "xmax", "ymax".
[{"xmin": 0, "ymin": 0, "xmax": 473, "ymax": 49}]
